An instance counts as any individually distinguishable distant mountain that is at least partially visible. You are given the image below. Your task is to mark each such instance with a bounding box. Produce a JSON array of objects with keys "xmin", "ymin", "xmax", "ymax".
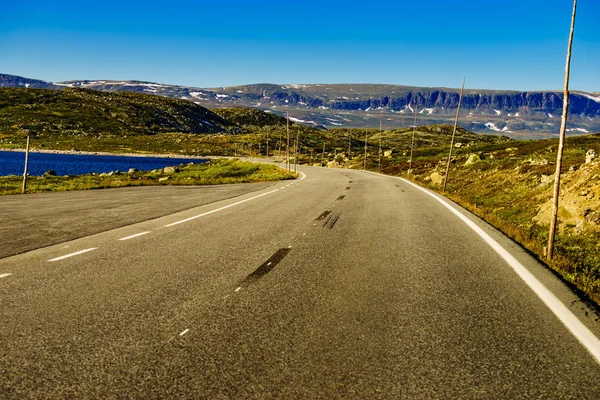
[
  {"xmin": 2, "ymin": 73, "xmax": 599, "ymax": 138},
  {"xmin": 0, "ymin": 73, "xmax": 59, "ymax": 89},
  {"xmin": 0, "ymin": 87, "xmax": 233, "ymax": 136}
]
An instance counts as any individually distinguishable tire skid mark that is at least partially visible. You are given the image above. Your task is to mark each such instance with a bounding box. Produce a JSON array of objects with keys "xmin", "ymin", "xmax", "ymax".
[
  {"xmin": 323, "ymin": 212, "xmax": 340, "ymax": 230},
  {"xmin": 239, "ymin": 248, "xmax": 291, "ymax": 287},
  {"xmin": 315, "ymin": 210, "xmax": 332, "ymax": 221}
]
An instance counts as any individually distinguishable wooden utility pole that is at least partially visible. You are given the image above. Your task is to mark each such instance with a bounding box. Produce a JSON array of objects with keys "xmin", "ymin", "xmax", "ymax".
[
  {"xmin": 548, "ymin": 0, "xmax": 577, "ymax": 261},
  {"xmin": 266, "ymin": 131, "xmax": 269, "ymax": 159},
  {"xmin": 378, "ymin": 121, "xmax": 382, "ymax": 173},
  {"xmin": 321, "ymin": 141, "xmax": 325, "ymax": 165},
  {"xmin": 21, "ymin": 135, "xmax": 30, "ymax": 194},
  {"xmin": 408, "ymin": 97, "xmax": 419, "ymax": 178},
  {"xmin": 310, "ymin": 149, "xmax": 313, "ymax": 165},
  {"xmin": 294, "ymin": 126, "xmax": 300, "ymax": 173},
  {"xmin": 363, "ymin": 129, "xmax": 368, "ymax": 171},
  {"xmin": 286, "ymin": 112, "xmax": 290, "ymax": 172},
  {"xmin": 348, "ymin": 131, "xmax": 351, "ymax": 158},
  {"xmin": 442, "ymin": 78, "xmax": 466, "ymax": 192}
]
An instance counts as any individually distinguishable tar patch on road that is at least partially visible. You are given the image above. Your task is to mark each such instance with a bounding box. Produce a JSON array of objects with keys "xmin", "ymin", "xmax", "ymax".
[
  {"xmin": 315, "ymin": 210, "xmax": 332, "ymax": 221},
  {"xmin": 240, "ymin": 248, "xmax": 291, "ymax": 286},
  {"xmin": 345, "ymin": 186, "xmax": 351, "ymax": 190},
  {"xmin": 337, "ymin": 195, "xmax": 346, "ymax": 201}
]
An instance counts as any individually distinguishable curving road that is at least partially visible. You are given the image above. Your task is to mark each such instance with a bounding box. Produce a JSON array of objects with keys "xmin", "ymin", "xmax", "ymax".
[{"xmin": 1, "ymin": 166, "xmax": 600, "ymax": 398}]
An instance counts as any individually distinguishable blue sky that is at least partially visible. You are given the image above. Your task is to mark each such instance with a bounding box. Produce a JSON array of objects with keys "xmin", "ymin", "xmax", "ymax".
[{"xmin": 1, "ymin": 0, "xmax": 598, "ymax": 91}]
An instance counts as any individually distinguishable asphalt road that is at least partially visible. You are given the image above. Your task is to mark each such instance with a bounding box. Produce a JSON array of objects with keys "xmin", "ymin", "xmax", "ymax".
[{"xmin": 2, "ymin": 166, "xmax": 600, "ymax": 398}]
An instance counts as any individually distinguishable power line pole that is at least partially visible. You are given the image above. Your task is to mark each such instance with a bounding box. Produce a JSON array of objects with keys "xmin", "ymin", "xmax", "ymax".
[
  {"xmin": 548, "ymin": 0, "xmax": 577, "ymax": 261},
  {"xmin": 286, "ymin": 112, "xmax": 290, "ymax": 173},
  {"xmin": 348, "ymin": 131, "xmax": 351, "ymax": 158},
  {"xmin": 294, "ymin": 126, "xmax": 299, "ymax": 173},
  {"xmin": 363, "ymin": 128, "xmax": 368, "ymax": 171},
  {"xmin": 22, "ymin": 134, "xmax": 30, "ymax": 194},
  {"xmin": 310, "ymin": 149, "xmax": 313, "ymax": 165},
  {"xmin": 321, "ymin": 141, "xmax": 325, "ymax": 165},
  {"xmin": 378, "ymin": 120, "xmax": 382, "ymax": 173},
  {"xmin": 408, "ymin": 97, "xmax": 419, "ymax": 178},
  {"xmin": 266, "ymin": 131, "xmax": 269, "ymax": 159},
  {"xmin": 442, "ymin": 77, "xmax": 466, "ymax": 192}
]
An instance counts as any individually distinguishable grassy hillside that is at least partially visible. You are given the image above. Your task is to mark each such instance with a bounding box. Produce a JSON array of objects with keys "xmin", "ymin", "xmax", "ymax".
[{"xmin": 0, "ymin": 87, "xmax": 233, "ymax": 137}]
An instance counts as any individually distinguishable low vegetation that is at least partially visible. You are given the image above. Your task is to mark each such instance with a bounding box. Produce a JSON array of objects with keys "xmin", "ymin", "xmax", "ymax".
[{"xmin": 0, "ymin": 159, "xmax": 295, "ymax": 195}]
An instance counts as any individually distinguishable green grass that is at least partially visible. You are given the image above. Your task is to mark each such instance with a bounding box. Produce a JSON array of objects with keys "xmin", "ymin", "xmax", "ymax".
[{"xmin": 1, "ymin": 159, "xmax": 296, "ymax": 195}]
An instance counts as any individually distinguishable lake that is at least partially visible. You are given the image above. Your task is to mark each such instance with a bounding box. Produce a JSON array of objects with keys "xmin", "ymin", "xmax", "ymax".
[{"xmin": 0, "ymin": 151, "xmax": 208, "ymax": 176}]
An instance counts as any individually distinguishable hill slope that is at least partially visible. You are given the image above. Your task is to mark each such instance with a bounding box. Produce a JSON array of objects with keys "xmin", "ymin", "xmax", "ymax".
[{"xmin": 0, "ymin": 87, "xmax": 233, "ymax": 136}]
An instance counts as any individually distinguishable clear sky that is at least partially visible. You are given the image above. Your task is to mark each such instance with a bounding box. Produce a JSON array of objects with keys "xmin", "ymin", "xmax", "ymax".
[{"xmin": 1, "ymin": 0, "xmax": 598, "ymax": 91}]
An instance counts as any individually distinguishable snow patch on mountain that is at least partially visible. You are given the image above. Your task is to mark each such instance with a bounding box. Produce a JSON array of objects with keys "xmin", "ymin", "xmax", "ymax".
[
  {"xmin": 567, "ymin": 128, "xmax": 589, "ymax": 133},
  {"xmin": 290, "ymin": 117, "xmax": 316, "ymax": 125}
]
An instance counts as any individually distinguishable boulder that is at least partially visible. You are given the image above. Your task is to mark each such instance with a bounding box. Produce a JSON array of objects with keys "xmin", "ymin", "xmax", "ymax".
[
  {"xmin": 43, "ymin": 170, "xmax": 57, "ymax": 177},
  {"xmin": 384, "ymin": 150, "xmax": 394, "ymax": 157},
  {"xmin": 128, "ymin": 168, "xmax": 139, "ymax": 174},
  {"xmin": 158, "ymin": 177, "xmax": 170, "ymax": 182},
  {"xmin": 454, "ymin": 142, "xmax": 463, "ymax": 148},
  {"xmin": 586, "ymin": 149, "xmax": 596, "ymax": 164},
  {"xmin": 429, "ymin": 172, "xmax": 444, "ymax": 185},
  {"xmin": 464, "ymin": 154, "xmax": 481, "ymax": 166},
  {"xmin": 326, "ymin": 161, "xmax": 340, "ymax": 168},
  {"xmin": 540, "ymin": 174, "xmax": 554, "ymax": 186},
  {"xmin": 163, "ymin": 166, "xmax": 180, "ymax": 173}
]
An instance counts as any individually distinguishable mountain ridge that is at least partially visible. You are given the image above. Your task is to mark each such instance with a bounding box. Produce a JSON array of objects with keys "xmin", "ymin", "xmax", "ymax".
[{"xmin": 1, "ymin": 73, "xmax": 599, "ymax": 138}]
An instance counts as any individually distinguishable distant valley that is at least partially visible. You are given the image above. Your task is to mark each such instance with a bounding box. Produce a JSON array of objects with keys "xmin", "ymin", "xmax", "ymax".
[{"xmin": 1, "ymin": 73, "xmax": 599, "ymax": 139}]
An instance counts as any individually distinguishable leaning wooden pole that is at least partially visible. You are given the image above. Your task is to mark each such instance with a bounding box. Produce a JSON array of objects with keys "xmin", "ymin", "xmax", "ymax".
[
  {"xmin": 294, "ymin": 126, "xmax": 299, "ymax": 173},
  {"xmin": 363, "ymin": 129, "xmax": 368, "ymax": 171},
  {"xmin": 286, "ymin": 112, "xmax": 290, "ymax": 173},
  {"xmin": 21, "ymin": 135, "xmax": 30, "ymax": 194},
  {"xmin": 442, "ymin": 77, "xmax": 466, "ymax": 192},
  {"xmin": 408, "ymin": 96, "xmax": 419, "ymax": 178},
  {"xmin": 548, "ymin": 0, "xmax": 577, "ymax": 261},
  {"xmin": 378, "ymin": 121, "xmax": 382, "ymax": 173}
]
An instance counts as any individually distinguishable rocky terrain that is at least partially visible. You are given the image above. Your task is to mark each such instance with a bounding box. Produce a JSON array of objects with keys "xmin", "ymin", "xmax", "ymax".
[{"xmin": 2, "ymin": 73, "xmax": 598, "ymax": 138}]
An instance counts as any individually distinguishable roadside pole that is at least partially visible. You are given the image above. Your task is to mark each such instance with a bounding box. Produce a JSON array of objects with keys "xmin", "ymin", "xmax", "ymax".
[
  {"xmin": 266, "ymin": 131, "xmax": 269, "ymax": 159},
  {"xmin": 22, "ymin": 135, "xmax": 30, "ymax": 194},
  {"xmin": 548, "ymin": 0, "xmax": 577, "ymax": 261},
  {"xmin": 286, "ymin": 112, "xmax": 290, "ymax": 173},
  {"xmin": 294, "ymin": 126, "xmax": 300, "ymax": 173},
  {"xmin": 442, "ymin": 77, "xmax": 466, "ymax": 192},
  {"xmin": 310, "ymin": 149, "xmax": 313, "ymax": 165},
  {"xmin": 378, "ymin": 121, "xmax": 382, "ymax": 173},
  {"xmin": 408, "ymin": 98, "xmax": 419, "ymax": 178},
  {"xmin": 363, "ymin": 129, "xmax": 367, "ymax": 171},
  {"xmin": 348, "ymin": 132, "xmax": 351, "ymax": 158},
  {"xmin": 321, "ymin": 141, "xmax": 325, "ymax": 165}
]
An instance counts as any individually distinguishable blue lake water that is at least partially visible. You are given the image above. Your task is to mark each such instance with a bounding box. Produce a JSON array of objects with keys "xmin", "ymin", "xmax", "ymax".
[{"xmin": 0, "ymin": 151, "xmax": 208, "ymax": 176}]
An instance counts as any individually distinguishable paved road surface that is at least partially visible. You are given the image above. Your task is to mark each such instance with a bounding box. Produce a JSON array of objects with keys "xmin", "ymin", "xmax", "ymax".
[{"xmin": 1, "ymin": 166, "xmax": 600, "ymax": 398}]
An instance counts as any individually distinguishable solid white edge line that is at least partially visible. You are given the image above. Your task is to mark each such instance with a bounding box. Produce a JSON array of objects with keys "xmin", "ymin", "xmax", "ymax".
[
  {"xmin": 48, "ymin": 248, "xmax": 98, "ymax": 262},
  {"xmin": 118, "ymin": 231, "xmax": 151, "ymax": 241},
  {"xmin": 0, "ymin": 273, "xmax": 13, "ymax": 279},
  {"xmin": 164, "ymin": 189, "xmax": 280, "ymax": 227},
  {"xmin": 399, "ymin": 177, "xmax": 600, "ymax": 364}
]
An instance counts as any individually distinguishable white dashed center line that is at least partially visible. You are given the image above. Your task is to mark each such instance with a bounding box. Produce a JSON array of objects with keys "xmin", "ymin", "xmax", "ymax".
[
  {"xmin": 48, "ymin": 248, "xmax": 98, "ymax": 262},
  {"xmin": 118, "ymin": 231, "xmax": 151, "ymax": 241},
  {"xmin": 179, "ymin": 329, "xmax": 190, "ymax": 336},
  {"xmin": 0, "ymin": 273, "xmax": 12, "ymax": 279},
  {"xmin": 165, "ymin": 189, "xmax": 279, "ymax": 227}
]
